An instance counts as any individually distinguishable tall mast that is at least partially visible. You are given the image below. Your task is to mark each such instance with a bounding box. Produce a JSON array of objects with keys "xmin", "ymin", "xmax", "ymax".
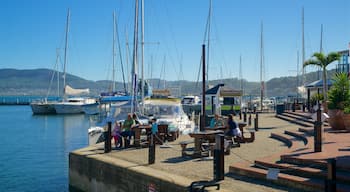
[
  {"xmin": 112, "ymin": 11, "xmax": 116, "ymax": 92},
  {"xmin": 302, "ymin": 7, "xmax": 305, "ymax": 86},
  {"xmin": 141, "ymin": 0, "xmax": 145, "ymax": 113},
  {"xmin": 125, "ymin": 29, "xmax": 130, "ymax": 94},
  {"xmin": 206, "ymin": 0, "xmax": 212, "ymax": 83},
  {"xmin": 201, "ymin": 44, "xmax": 206, "ymax": 131},
  {"xmin": 297, "ymin": 51, "xmax": 299, "ymax": 101},
  {"xmin": 63, "ymin": 8, "xmax": 70, "ymax": 100},
  {"xmin": 131, "ymin": 0, "xmax": 139, "ymax": 113},
  {"xmin": 115, "ymin": 13, "xmax": 127, "ymax": 94},
  {"xmin": 239, "ymin": 55, "xmax": 243, "ymax": 92},
  {"xmin": 260, "ymin": 21, "xmax": 264, "ymax": 111},
  {"xmin": 56, "ymin": 48, "xmax": 60, "ymax": 97},
  {"xmin": 318, "ymin": 24, "xmax": 323, "ymax": 80}
]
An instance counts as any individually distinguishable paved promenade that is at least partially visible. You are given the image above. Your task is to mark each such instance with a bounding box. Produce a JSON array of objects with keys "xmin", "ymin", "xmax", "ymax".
[{"xmin": 77, "ymin": 113, "xmax": 312, "ymax": 191}]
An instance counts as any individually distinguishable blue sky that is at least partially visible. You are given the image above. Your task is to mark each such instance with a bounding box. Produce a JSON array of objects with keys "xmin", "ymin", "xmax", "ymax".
[{"xmin": 1, "ymin": 0, "xmax": 350, "ymax": 84}]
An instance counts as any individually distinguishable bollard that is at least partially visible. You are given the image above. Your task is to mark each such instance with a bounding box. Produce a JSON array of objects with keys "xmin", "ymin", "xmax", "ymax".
[
  {"xmin": 148, "ymin": 134, "xmax": 155, "ymax": 164},
  {"xmin": 254, "ymin": 113, "xmax": 259, "ymax": 131},
  {"xmin": 104, "ymin": 121, "xmax": 112, "ymax": 153},
  {"xmin": 214, "ymin": 134, "xmax": 224, "ymax": 181},
  {"xmin": 314, "ymin": 104, "xmax": 322, "ymax": 152},
  {"xmin": 239, "ymin": 111, "xmax": 242, "ymax": 120},
  {"xmin": 325, "ymin": 158, "xmax": 336, "ymax": 192},
  {"xmin": 248, "ymin": 113, "xmax": 252, "ymax": 126},
  {"xmin": 243, "ymin": 111, "xmax": 247, "ymax": 122}
]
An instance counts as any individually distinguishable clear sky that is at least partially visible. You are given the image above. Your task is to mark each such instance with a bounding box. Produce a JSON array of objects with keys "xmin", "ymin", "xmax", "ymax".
[{"xmin": 1, "ymin": 0, "xmax": 349, "ymax": 84}]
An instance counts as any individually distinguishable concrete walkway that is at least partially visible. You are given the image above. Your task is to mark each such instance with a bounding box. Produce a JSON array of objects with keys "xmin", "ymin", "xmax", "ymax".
[{"xmin": 73, "ymin": 113, "xmax": 311, "ymax": 191}]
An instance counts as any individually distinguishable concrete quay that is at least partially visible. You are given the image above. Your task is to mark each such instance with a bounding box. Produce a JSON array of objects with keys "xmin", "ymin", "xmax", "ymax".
[{"xmin": 69, "ymin": 112, "xmax": 338, "ymax": 192}]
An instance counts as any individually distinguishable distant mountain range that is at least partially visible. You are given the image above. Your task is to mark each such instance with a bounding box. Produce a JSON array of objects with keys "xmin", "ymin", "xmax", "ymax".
[{"xmin": 0, "ymin": 68, "xmax": 336, "ymax": 97}]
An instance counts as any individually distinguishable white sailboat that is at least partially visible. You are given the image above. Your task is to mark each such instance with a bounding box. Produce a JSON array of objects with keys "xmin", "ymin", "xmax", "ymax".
[{"xmin": 54, "ymin": 9, "xmax": 96, "ymax": 114}]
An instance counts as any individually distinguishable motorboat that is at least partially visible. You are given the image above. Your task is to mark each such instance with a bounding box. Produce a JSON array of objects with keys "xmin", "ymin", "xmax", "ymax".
[{"xmin": 143, "ymin": 98, "xmax": 196, "ymax": 135}]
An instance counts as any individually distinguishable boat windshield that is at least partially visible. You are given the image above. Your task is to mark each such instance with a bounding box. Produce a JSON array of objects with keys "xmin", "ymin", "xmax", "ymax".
[
  {"xmin": 143, "ymin": 104, "xmax": 181, "ymax": 118},
  {"xmin": 181, "ymin": 98, "xmax": 194, "ymax": 104}
]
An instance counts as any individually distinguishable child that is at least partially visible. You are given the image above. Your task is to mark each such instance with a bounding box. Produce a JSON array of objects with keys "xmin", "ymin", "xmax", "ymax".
[
  {"xmin": 112, "ymin": 121, "xmax": 122, "ymax": 148},
  {"xmin": 151, "ymin": 118, "xmax": 158, "ymax": 135},
  {"xmin": 150, "ymin": 118, "xmax": 158, "ymax": 145}
]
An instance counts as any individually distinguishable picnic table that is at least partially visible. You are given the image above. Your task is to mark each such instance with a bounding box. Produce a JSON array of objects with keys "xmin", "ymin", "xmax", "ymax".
[{"xmin": 188, "ymin": 130, "xmax": 224, "ymax": 157}]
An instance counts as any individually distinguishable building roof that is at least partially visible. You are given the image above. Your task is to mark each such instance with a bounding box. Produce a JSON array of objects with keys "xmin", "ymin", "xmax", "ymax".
[
  {"xmin": 205, "ymin": 83, "xmax": 225, "ymax": 95},
  {"xmin": 304, "ymin": 79, "xmax": 333, "ymax": 88},
  {"xmin": 205, "ymin": 83, "xmax": 242, "ymax": 96}
]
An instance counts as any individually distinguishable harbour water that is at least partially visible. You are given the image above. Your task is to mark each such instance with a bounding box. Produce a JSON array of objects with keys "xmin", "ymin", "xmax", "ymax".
[{"xmin": 0, "ymin": 105, "xmax": 89, "ymax": 192}]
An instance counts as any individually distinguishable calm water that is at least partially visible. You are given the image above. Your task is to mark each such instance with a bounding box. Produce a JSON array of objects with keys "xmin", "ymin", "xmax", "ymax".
[{"xmin": 0, "ymin": 105, "xmax": 89, "ymax": 192}]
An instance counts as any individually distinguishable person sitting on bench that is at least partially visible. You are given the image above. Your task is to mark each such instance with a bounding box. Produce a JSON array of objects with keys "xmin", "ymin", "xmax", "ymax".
[
  {"xmin": 225, "ymin": 114, "xmax": 242, "ymax": 139},
  {"xmin": 209, "ymin": 114, "xmax": 224, "ymax": 128}
]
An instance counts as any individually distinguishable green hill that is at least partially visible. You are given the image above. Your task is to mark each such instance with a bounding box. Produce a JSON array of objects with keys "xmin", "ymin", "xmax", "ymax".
[{"xmin": 0, "ymin": 68, "xmax": 336, "ymax": 97}]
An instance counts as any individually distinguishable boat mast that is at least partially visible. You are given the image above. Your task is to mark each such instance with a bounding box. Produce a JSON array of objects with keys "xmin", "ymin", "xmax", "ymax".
[
  {"xmin": 141, "ymin": 0, "xmax": 145, "ymax": 113},
  {"xmin": 115, "ymin": 14, "xmax": 127, "ymax": 95},
  {"xmin": 318, "ymin": 24, "xmax": 323, "ymax": 80},
  {"xmin": 239, "ymin": 55, "xmax": 243, "ymax": 93},
  {"xmin": 63, "ymin": 8, "xmax": 70, "ymax": 100},
  {"xmin": 260, "ymin": 21, "xmax": 264, "ymax": 111},
  {"xmin": 131, "ymin": 0, "xmax": 139, "ymax": 113},
  {"xmin": 112, "ymin": 11, "xmax": 116, "ymax": 93},
  {"xmin": 297, "ymin": 50, "xmax": 299, "ymax": 102},
  {"xmin": 56, "ymin": 48, "xmax": 60, "ymax": 97},
  {"xmin": 125, "ymin": 29, "xmax": 131, "ymax": 94},
  {"xmin": 206, "ymin": 0, "xmax": 212, "ymax": 83},
  {"xmin": 201, "ymin": 44, "xmax": 206, "ymax": 132},
  {"xmin": 302, "ymin": 7, "xmax": 305, "ymax": 86}
]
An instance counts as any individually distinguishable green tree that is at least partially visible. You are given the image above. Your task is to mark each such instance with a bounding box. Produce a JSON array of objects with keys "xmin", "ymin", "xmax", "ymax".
[{"xmin": 303, "ymin": 52, "xmax": 340, "ymax": 102}]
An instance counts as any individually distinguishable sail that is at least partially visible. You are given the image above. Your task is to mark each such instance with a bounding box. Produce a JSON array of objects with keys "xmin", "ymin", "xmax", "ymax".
[{"xmin": 64, "ymin": 85, "xmax": 89, "ymax": 95}]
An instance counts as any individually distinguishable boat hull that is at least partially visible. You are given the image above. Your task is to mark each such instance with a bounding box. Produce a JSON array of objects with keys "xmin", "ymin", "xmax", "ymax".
[
  {"xmin": 30, "ymin": 103, "xmax": 56, "ymax": 114},
  {"xmin": 54, "ymin": 103, "xmax": 85, "ymax": 114}
]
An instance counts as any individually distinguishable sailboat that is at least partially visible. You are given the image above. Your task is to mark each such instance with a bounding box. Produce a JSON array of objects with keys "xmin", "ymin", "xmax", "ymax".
[{"xmin": 53, "ymin": 9, "xmax": 96, "ymax": 114}]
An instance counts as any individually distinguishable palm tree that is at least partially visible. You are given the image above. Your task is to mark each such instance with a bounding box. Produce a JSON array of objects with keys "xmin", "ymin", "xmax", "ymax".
[{"xmin": 303, "ymin": 52, "xmax": 340, "ymax": 102}]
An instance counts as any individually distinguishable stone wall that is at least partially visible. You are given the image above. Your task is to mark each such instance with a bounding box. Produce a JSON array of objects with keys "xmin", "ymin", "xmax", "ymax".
[{"xmin": 69, "ymin": 152, "xmax": 191, "ymax": 192}]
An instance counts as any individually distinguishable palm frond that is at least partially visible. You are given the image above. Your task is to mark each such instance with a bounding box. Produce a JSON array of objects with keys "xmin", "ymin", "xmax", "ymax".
[
  {"xmin": 303, "ymin": 59, "xmax": 321, "ymax": 68},
  {"xmin": 326, "ymin": 52, "xmax": 340, "ymax": 64}
]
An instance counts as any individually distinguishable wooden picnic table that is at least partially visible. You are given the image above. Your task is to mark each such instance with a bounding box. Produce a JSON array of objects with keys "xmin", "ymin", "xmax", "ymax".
[{"xmin": 189, "ymin": 130, "xmax": 224, "ymax": 157}]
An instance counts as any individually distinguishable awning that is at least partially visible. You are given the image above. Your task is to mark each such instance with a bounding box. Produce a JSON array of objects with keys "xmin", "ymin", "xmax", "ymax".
[{"xmin": 304, "ymin": 79, "xmax": 333, "ymax": 88}]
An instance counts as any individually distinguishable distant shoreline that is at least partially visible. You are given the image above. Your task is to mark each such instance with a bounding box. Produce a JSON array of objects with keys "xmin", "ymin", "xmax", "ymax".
[{"xmin": 0, "ymin": 95, "xmax": 59, "ymax": 105}]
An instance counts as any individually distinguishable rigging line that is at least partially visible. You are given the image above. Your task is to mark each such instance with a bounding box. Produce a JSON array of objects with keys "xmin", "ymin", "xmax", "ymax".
[
  {"xmin": 115, "ymin": 12, "xmax": 127, "ymax": 94},
  {"xmin": 206, "ymin": 0, "xmax": 212, "ymax": 82},
  {"xmin": 196, "ymin": 54, "xmax": 203, "ymax": 89}
]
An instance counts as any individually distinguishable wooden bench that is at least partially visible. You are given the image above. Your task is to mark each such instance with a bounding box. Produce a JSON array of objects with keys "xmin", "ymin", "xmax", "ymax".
[{"xmin": 235, "ymin": 131, "xmax": 255, "ymax": 143}]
